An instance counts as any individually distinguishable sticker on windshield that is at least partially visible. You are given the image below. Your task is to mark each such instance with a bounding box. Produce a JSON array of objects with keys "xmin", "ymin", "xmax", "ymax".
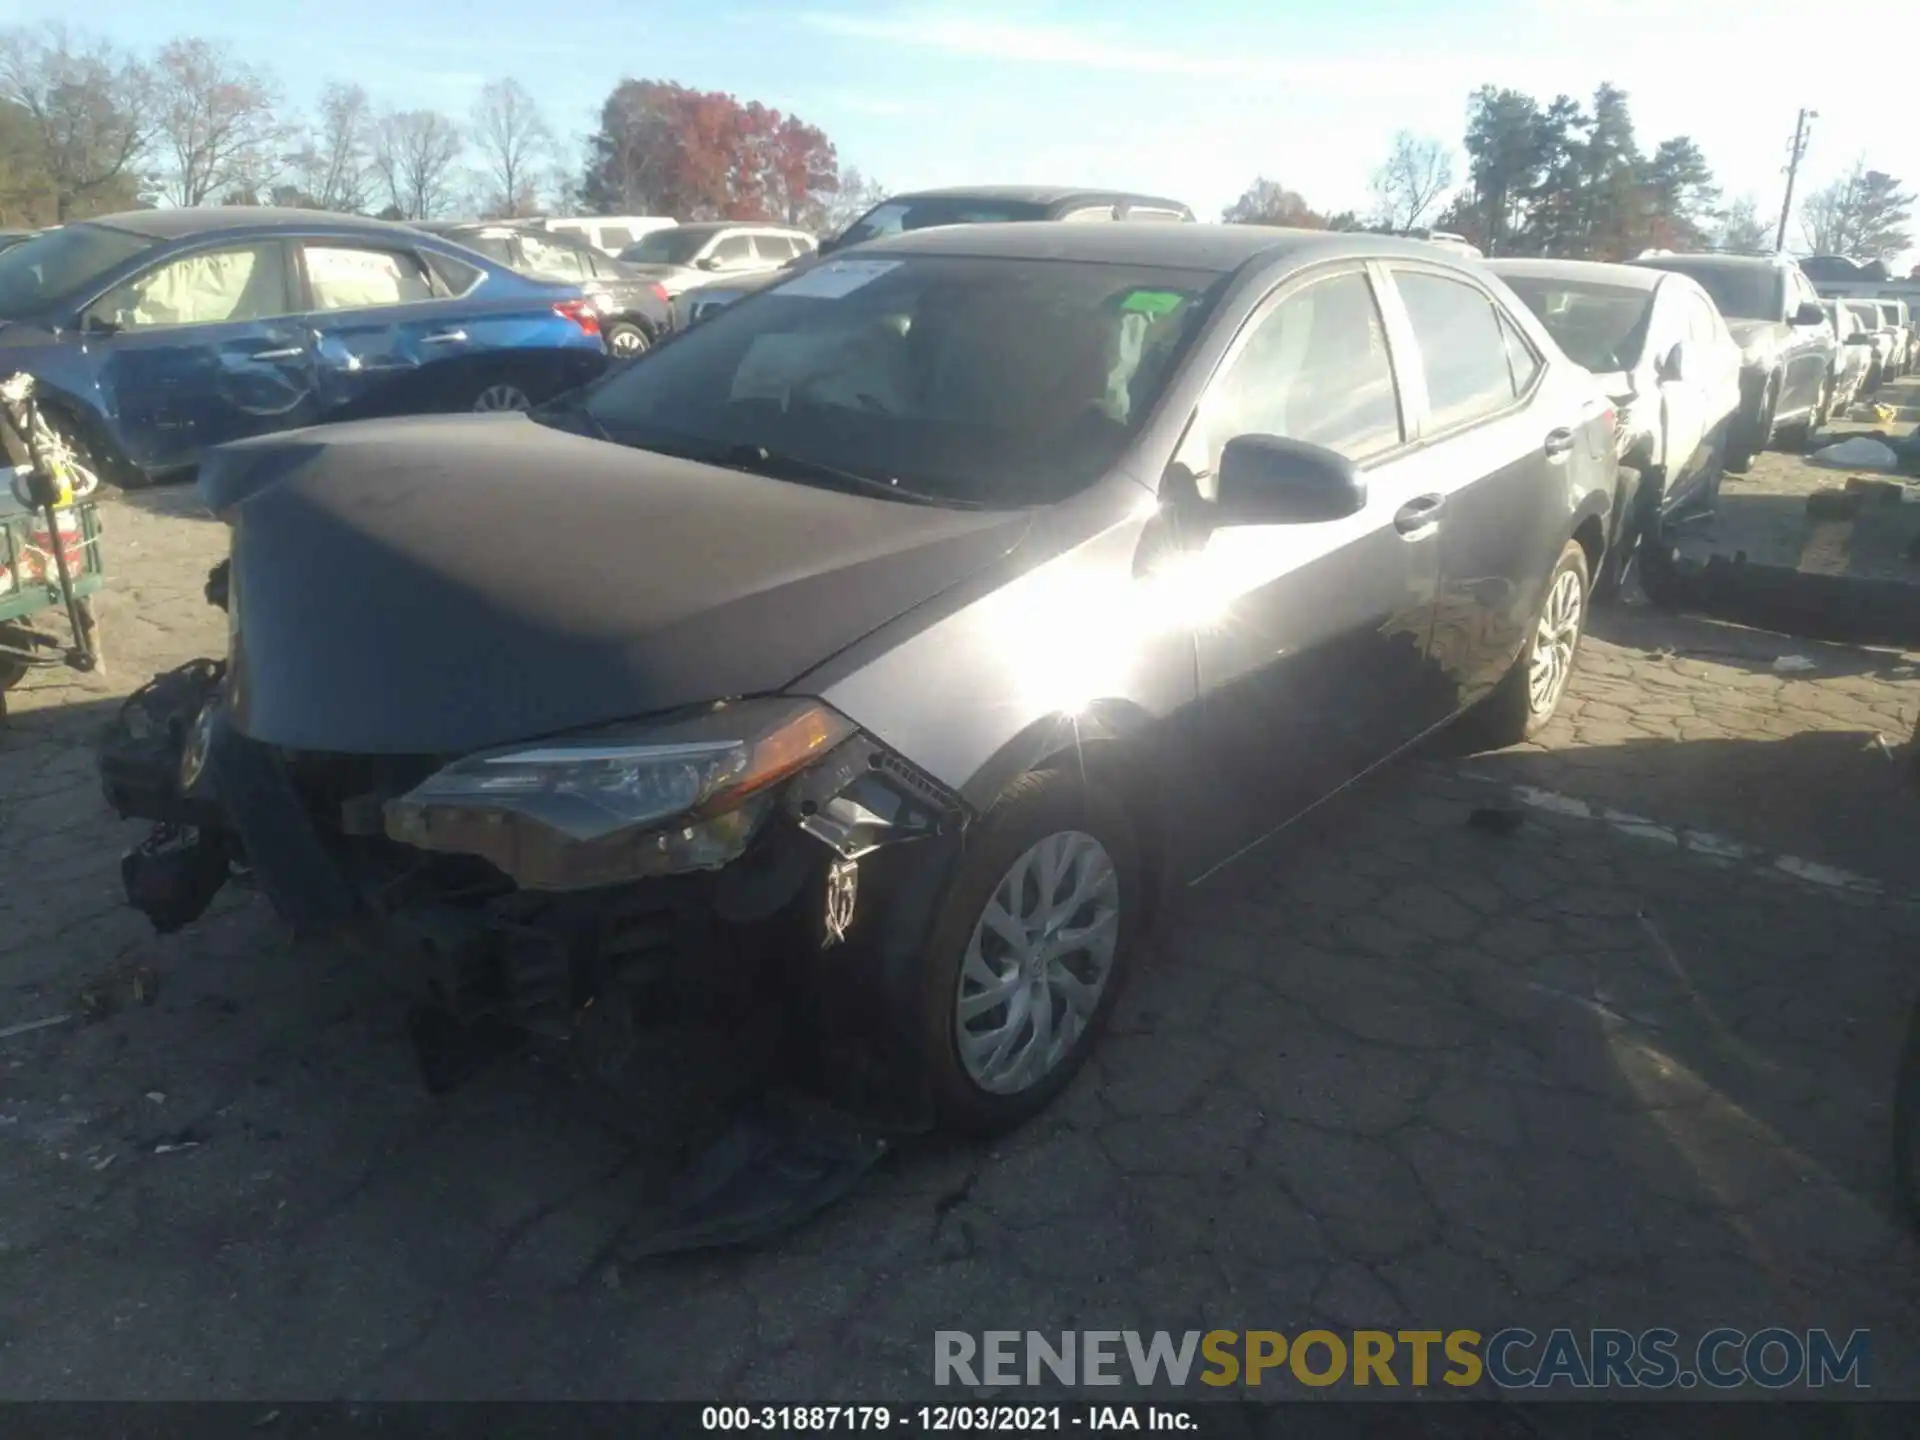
[
  {"xmin": 774, "ymin": 259, "xmax": 902, "ymax": 300},
  {"xmin": 1120, "ymin": 289, "xmax": 1186, "ymax": 319}
]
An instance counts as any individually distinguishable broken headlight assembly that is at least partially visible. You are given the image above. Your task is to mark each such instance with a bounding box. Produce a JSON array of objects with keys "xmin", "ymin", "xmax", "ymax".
[{"xmin": 384, "ymin": 697, "xmax": 855, "ymax": 891}]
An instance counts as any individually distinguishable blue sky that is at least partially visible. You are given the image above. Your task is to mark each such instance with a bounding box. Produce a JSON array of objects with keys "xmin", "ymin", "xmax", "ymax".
[{"xmin": 1, "ymin": 0, "xmax": 1912, "ymax": 253}]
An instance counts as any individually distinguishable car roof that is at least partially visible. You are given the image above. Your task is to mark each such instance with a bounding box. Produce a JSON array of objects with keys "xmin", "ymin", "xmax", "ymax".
[
  {"xmin": 664, "ymin": 221, "xmax": 811, "ymax": 239},
  {"xmin": 1632, "ymin": 251, "xmax": 1790, "ymax": 273},
  {"xmin": 889, "ymin": 185, "xmax": 1190, "ymax": 211},
  {"xmin": 1486, "ymin": 257, "xmax": 1664, "ymax": 292},
  {"xmin": 849, "ymin": 221, "xmax": 1465, "ymax": 273},
  {"xmin": 83, "ymin": 207, "xmax": 433, "ymax": 242}
]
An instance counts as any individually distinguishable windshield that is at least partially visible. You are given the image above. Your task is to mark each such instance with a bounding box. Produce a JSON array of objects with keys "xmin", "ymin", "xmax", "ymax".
[
  {"xmin": 1634, "ymin": 259, "xmax": 1782, "ymax": 322},
  {"xmin": 834, "ymin": 197, "xmax": 1052, "ymax": 249},
  {"xmin": 0, "ymin": 223, "xmax": 155, "ymax": 320},
  {"xmin": 1499, "ymin": 276, "xmax": 1653, "ymax": 373},
  {"xmin": 621, "ymin": 229, "xmax": 709, "ymax": 266},
  {"xmin": 567, "ymin": 254, "xmax": 1222, "ymax": 507}
]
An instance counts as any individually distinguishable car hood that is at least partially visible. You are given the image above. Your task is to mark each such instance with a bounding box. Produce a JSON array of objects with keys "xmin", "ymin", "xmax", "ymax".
[{"xmin": 204, "ymin": 415, "xmax": 1032, "ymax": 756}]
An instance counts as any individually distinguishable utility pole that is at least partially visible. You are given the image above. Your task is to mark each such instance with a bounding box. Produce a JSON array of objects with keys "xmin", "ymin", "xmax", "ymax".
[{"xmin": 1775, "ymin": 108, "xmax": 1815, "ymax": 253}]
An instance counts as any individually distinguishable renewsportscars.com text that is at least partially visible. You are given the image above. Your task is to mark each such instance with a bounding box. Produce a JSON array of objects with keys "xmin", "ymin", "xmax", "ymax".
[{"xmin": 933, "ymin": 1328, "xmax": 1871, "ymax": 1390}]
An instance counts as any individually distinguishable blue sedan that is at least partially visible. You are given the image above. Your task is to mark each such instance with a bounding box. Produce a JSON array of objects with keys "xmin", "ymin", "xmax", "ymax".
[{"xmin": 0, "ymin": 208, "xmax": 610, "ymax": 488}]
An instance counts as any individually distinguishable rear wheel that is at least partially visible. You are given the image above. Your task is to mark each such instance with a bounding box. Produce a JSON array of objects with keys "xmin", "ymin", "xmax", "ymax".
[
  {"xmin": 470, "ymin": 380, "xmax": 534, "ymax": 413},
  {"xmin": 1461, "ymin": 539, "xmax": 1590, "ymax": 748},
  {"xmin": 605, "ymin": 322, "xmax": 650, "ymax": 360}
]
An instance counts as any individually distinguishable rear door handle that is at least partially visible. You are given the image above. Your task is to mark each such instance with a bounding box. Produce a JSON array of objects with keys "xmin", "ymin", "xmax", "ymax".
[
  {"xmin": 1544, "ymin": 428, "xmax": 1577, "ymax": 460},
  {"xmin": 1394, "ymin": 494, "xmax": 1445, "ymax": 534},
  {"xmin": 421, "ymin": 329, "xmax": 468, "ymax": 346},
  {"xmin": 249, "ymin": 346, "xmax": 304, "ymax": 361}
]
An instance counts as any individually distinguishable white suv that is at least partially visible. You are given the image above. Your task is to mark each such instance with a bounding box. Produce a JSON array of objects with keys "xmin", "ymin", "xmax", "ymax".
[
  {"xmin": 542, "ymin": 215, "xmax": 678, "ymax": 257},
  {"xmin": 616, "ymin": 223, "xmax": 818, "ymax": 297}
]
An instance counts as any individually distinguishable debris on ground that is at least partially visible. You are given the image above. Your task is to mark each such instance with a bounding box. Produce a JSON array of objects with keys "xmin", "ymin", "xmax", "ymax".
[
  {"xmin": 1467, "ymin": 806, "xmax": 1526, "ymax": 837},
  {"xmin": 1810, "ymin": 437, "xmax": 1900, "ymax": 472},
  {"xmin": 0, "ymin": 1013, "xmax": 72, "ymax": 1042},
  {"xmin": 76, "ymin": 963, "xmax": 160, "ymax": 1023},
  {"xmin": 153, "ymin": 1140, "xmax": 200, "ymax": 1155},
  {"xmin": 1806, "ymin": 486, "xmax": 1866, "ymax": 520},
  {"xmin": 1874, "ymin": 734, "xmax": 1898, "ymax": 762},
  {"xmin": 1845, "ymin": 476, "xmax": 1908, "ymax": 506},
  {"xmin": 144, "ymin": 1091, "xmax": 166, "ymax": 1104},
  {"xmin": 1773, "ymin": 654, "xmax": 1818, "ymax": 673}
]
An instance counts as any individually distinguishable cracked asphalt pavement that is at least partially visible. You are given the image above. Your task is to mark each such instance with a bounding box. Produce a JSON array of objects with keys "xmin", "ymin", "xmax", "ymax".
[{"xmin": 1, "ymin": 485, "xmax": 1918, "ymax": 1403}]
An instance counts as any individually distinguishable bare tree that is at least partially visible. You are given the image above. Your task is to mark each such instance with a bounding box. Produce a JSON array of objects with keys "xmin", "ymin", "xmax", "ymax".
[
  {"xmin": 371, "ymin": 108, "xmax": 462, "ymax": 220},
  {"xmin": 822, "ymin": 166, "xmax": 887, "ymax": 232},
  {"xmin": 1368, "ymin": 131, "xmax": 1455, "ymax": 231},
  {"xmin": 1717, "ymin": 193, "xmax": 1769, "ymax": 252},
  {"xmin": 0, "ymin": 23, "xmax": 150, "ymax": 221},
  {"xmin": 286, "ymin": 82, "xmax": 373, "ymax": 212},
  {"xmin": 1800, "ymin": 158, "xmax": 1914, "ymax": 261},
  {"xmin": 149, "ymin": 37, "xmax": 285, "ymax": 207},
  {"xmin": 1221, "ymin": 177, "xmax": 1325, "ymax": 227},
  {"xmin": 470, "ymin": 77, "xmax": 549, "ymax": 217}
]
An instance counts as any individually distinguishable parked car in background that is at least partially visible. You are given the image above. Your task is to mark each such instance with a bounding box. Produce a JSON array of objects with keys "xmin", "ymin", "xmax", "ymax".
[
  {"xmin": 541, "ymin": 215, "xmax": 677, "ymax": 257},
  {"xmin": 1629, "ymin": 251, "xmax": 1835, "ymax": 466},
  {"xmin": 821, "ymin": 185, "xmax": 1196, "ymax": 256},
  {"xmin": 0, "ymin": 208, "xmax": 608, "ymax": 489},
  {"xmin": 1821, "ymin": 298, "xmax": 1875, "ymax": 413},
  {"xmin": 1873, "ymin": 298, "xmax": 1912, "ymax": 377},
  {"xmin": 1402, "ymin": 228, "xmax": 1483, "ymax": 259},
  {"xmin": 1490, "ymin": 258, "xmax": 1740, "ymax": 594},
  {"xmin": 106, "ymin": 224, "xmax": 1615, "ymax": 1134},
  {"xmin": 1799, "ymin": 254, "xmax": 1882, "ymax": 284},
  {"xmin": 617, "ymin": 223, "xmax": 819, "ymax": 297},
  {"xmin": 416, "ymin": 221, "xmax": 673, "ymax": 359},
  {"xmin": 1846, "ymin": 298, "xmax": 1899, "ymax": 390},
  {"xmin": 680, "ymin": 184, "xmax": 1203, "ymax": 327}
]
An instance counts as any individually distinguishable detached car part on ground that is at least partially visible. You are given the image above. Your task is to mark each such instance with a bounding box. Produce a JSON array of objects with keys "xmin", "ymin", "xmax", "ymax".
[
  {"xmin": 0, "ymin": 371, "xmax": 104, "ymax": 714},
  {"xmin": 100, "ymin": 226, "xmax": 1614, "ymax": 1161}
]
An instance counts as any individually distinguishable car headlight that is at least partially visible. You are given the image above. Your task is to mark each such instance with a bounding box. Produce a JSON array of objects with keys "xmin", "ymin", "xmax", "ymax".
[{"xmin": 384, "ymin": 697, "xmax": 854, "ymax": 891}]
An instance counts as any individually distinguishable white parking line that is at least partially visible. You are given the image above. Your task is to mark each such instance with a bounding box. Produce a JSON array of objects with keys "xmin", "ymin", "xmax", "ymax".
[{"xmin": 1448, "ymin": 769, "xmax": 1904, "ymax": 904}]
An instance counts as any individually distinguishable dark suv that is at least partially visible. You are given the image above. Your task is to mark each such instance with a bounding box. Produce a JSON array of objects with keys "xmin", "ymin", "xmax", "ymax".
[{"xmin": 1628, "ymin": 251, "xmax": 1835, "ymax": 467}]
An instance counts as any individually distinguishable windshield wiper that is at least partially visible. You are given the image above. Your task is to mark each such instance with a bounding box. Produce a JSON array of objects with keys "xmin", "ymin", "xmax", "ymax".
[{"xmin": 690, "ymin": 441, "xmax": 967, "ymax": 507}]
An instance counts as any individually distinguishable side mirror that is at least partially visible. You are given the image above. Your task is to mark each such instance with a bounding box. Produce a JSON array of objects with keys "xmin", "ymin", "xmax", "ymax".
[
  {"xmin": 1794, "ymin": 301, "xmax": 1825, "ymax": 326},
  {"xmin": 78, "ymin": 309, "xmax": 120, "ymax": 337},
  {"xmin": 695, "ymin": 255, "xmax": 721, "ymax": 271},
  {"xmin": 1657, "ymin": 341, "xmax": 1688, "ymax": 383},
  {"xmin": 1214, "ymin": 435, "xmax": 1367, "ymax": 526}
]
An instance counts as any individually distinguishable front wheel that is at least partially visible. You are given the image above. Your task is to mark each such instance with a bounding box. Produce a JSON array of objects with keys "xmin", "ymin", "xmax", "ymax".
[
  {"xmin": 917, "ymin": 767, "xmax": 1140, "ymax": 1135},
  {"xmin": 1461, "ymin": 539, "xmax": 1590, "ymax": 748},
  {"xmin": 470, "ymin": 379, "xmax": 534, "ymax": 413}
]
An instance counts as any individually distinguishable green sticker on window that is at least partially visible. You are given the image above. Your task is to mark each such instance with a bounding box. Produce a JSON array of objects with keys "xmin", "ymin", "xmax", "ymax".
[{"xmin": 1120, "ymin": 290, "xmax": 1186, "ymax": 318}]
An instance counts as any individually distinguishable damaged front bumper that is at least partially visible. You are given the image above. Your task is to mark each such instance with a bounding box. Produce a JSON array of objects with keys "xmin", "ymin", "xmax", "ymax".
[{"xmin": 98, "ymin": 658, "xmax": 968, "ymax": 1117}]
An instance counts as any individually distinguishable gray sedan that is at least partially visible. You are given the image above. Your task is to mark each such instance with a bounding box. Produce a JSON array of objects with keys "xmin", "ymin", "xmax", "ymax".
[{"xmin": 104, "ymin": 224, "xmax": 1616, "ymax": 1135}]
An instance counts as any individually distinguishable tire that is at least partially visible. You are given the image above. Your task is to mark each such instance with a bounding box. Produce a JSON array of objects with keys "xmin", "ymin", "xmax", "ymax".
[
  {"xmin": 916, "ymin": 767, "xmax": 1141, "ymax": 1135},
  {"xmin": 470, "ymin": 378, "xmax": 535, "ymax": 413},
  {"xmin": 605, "ymin": 322, "xmax": 650, "ymax": 360},
  {"xmin": 1462, "ymin": 539, "xmax": 1590, "ymax": 748},
  {"xmin": 28, "ymin": 404, "xmax": 132, "ymax": 494}
]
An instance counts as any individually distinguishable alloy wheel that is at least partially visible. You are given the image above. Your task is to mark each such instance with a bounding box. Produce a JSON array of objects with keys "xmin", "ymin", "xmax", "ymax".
[
  {"xmin": 954, "ymin": 829, "xmax": 1121, "ymax": 1096},
  {"xmin": 608, "ymin": 326, "xmax": 648, "ymax": 358},
  {"xmin": 472, "ymin": 383, "xmax": 533, "ymax": 413},
  {"xmin": 1528, "ymin": 566, "xmax": 1584, "ymax": 715}
]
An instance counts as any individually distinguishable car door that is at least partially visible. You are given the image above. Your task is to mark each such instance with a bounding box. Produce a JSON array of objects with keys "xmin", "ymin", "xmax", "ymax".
[
  {"xmin": 1176, "ymin": 264, "xmax": 1444, "ymax": 864},
  {"xmin": 82, "ymin": 238, "xmax": 317, "ymax": 473},
  {"xmin": 1637, "ymin": 286, "xmax": 1705, "ymax": 495},
  {"xmin": 1382, "ymin": 262, "xmax": 1571, "ymax": 711},
  {"xmin": 1784, "ymin": 271, "xmax": 1830, "ymax": 410},
  {"xmin": 297, "ymin": 239, "xmax": 565, "ymax": 419},
  {"xmin": 1681, "ymin": 285, "xmax": 1744, "ymax": 482}
]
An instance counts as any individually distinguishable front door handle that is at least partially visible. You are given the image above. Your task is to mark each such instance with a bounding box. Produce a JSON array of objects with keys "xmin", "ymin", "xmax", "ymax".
[
  {"xmin": 1544, "ymin": 428, "xmax": 1577, "ymax": 460},
  {"xmin": 421, "ymin": 329, "xmax": 469, "ymax": 346},
  {"xmin": 1394, "ymin": 494, "xmax": 1445, "ymax": 534},
  {"xmin": 249, "ymin": 346, "xmax": 304, "ymax": 361}
]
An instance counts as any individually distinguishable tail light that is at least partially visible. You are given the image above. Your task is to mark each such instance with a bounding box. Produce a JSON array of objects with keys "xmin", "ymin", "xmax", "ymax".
[
  {"xmin": 552, "ymin": 298, "xmax": 601, "ymax": 337},
  {"xmin": 649, "ymin": 282, "xmax": 670, "ymax": 305}
]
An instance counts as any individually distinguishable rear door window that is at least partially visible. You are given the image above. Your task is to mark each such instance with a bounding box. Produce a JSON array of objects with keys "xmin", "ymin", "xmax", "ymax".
[
  {"xmin": 302, "ymin": 245, "xmax": 437, "ymax": 310},
  {"xmin": 89, "ymin": 242, "xmax": 294, "ymax": 328},
  {"xmin": 710, "ymin": 235, "xmax": 756, "ymax": 268},
  {"xmin": 1392, "ymin": 269, "xmax": 1522, "ymax": 431},
  {"xmin": 517, "ymin": 231, "xmax": 591, "ymax": 283},
  {"xmin": 1498, "ymin": 310, "xmax": 1542, "ymax": 394}
]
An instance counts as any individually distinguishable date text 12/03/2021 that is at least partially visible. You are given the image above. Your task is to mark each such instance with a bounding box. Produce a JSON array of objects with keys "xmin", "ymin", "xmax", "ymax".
[{"xmin": 701, "ymin": 1407, "xmax": 1196, "ymax": 1431}]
